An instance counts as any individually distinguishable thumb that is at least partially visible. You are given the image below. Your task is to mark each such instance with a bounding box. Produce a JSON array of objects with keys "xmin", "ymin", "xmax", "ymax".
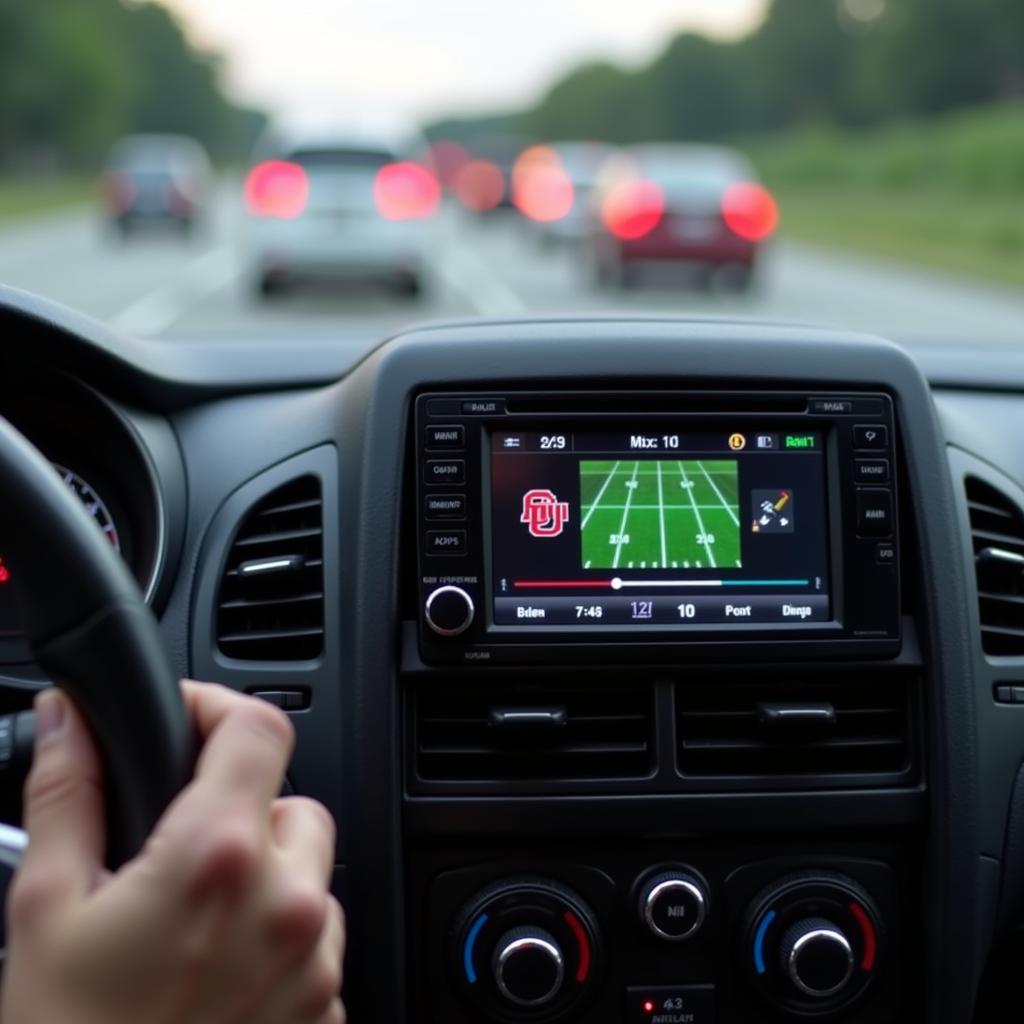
[{"xmin": 15, "ymin": 689, "xmax": 106, "ymax": 919}]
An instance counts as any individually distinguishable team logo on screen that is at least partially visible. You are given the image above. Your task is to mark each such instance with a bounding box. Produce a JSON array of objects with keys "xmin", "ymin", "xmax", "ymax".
[{"xmin": 520, "ymin": 489, "xmax": 570, "ymax": 538}]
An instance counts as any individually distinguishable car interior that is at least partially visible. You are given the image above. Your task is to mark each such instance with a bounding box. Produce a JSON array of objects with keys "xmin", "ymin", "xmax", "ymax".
[{"xmin": 2, "ymin": 282, "xmax": 1024, "ymax": 1024}]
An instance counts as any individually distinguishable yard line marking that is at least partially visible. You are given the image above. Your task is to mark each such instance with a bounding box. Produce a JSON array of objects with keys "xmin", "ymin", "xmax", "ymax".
[
  {"xmin": 698, "ymin": 460, "xmax": 740, "ymax": 526},
  {"xmin": 581, "ymin": 460, "xmax": 621, "ymax": 529},
  {"xmin": 678, "ymin": 460, "xmax": 716, "ymax": 568},
  {"xmin": 612, "ymin": 462, "xmax": 640, "ymax": 570},
  {"xmin": 656, "ymin": 460, "xmax": 668, "ymax": 569}
]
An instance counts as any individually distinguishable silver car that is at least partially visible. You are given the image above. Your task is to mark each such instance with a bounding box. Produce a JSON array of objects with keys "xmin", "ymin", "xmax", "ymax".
[{"xmin": 244, "ymin": 119, "xmax": 438, "ymax": 298}]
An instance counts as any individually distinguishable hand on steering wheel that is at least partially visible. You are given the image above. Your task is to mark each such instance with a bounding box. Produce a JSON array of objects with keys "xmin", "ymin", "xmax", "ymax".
[{"xmin": 2, "ymin": 681, "xmax": 345, "ymax": 1024}]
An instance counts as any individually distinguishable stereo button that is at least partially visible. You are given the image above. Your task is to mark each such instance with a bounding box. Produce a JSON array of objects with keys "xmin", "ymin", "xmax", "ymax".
[
  {"xmin": 854, "ymin": 459, "xmax": 890, "ymax": 483},
  {"xmin": 425, "ymin": 459, "xmax": 465, "ymax": 485},
  {"xmin": 425, "ymin": 494, "xmax": 466, "ymax": 519},
  {"xmin": 853, "ymin": 425, "xmax": 888, "ymax": 450},
  {"xmin": 426, "ymin": 530, "xmax": 466, "ymax": 555},
  {"xmin": 857, "ymin": 489, "xmax": 894, "ymax": 536},
  {"xmin": 425, "ymin": 586, "xmax": 475, "ymax": 637},
  {"xmin": 425, "ymin": 425, "xmax": 464, "ymax": 450}
]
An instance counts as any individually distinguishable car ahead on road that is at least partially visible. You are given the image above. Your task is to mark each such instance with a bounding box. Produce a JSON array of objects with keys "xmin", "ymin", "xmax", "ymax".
[
  {"xmin": 588, "ymin": 143, "xmax": 779, "ymax": 291},
  {"xmin": 101, "ymin": 134, "xmax": 212, "ymax": 237},
  {"xmin": 532, "ymin": 141, "xmax": 612, "ymax": 246},
  {"xmin": 243, "ymin": 121, "xmax": 440, "ymax": 299}
]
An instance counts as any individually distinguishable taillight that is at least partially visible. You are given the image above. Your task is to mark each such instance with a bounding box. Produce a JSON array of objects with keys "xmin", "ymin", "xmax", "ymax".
[
  {"xmin": 373, "ymin": 162, "xmax": 441, "ymax": 220},
  {"xmin": 103, "ymin": 172, "xmax": 136, "ymax": 212},
  {"xmin": 601, "ymin": 179, "xmax": 664, "ymax": 240},
  {"xmin": 453, "ymin": 160, "xmax": 505, "ymax": 211},
  {"xmin": 244, "ymin": 161, "xmax": 309, "ymax": 219},
  {"xmin": 722, "ymin": 182, "xmax": 778, "ymax": 242},
  {"xmin": 512, "ymin": 146, "xmax": 575, "ymax": 222}
]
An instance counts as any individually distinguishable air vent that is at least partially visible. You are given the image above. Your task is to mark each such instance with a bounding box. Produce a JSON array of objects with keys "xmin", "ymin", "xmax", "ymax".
[
  {"xmin": 414, "ymin": 682, "xmax": 654, "ymax": 783},
  {"xmin": 966, "ymin": 477, "xmax": 1024, "ymax": 656},
  {"xmin": 216, "ymin": 476, "xmax": 324, "ymax": 661},
  {"xmin": 677, "ymin": 678, "xmax": 912, "ymax": 779}
]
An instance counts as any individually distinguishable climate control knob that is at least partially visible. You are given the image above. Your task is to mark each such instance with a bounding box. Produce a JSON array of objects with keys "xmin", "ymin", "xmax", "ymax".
[
  {"xmin": 779, "ymin": 918, "xmax": 854, "ymax": 998},
  {"xmin": 743, "ymin": 871, "xmax": 883, "ymax": 1017},
  {"xmin": 637, "ymin": 869, "xmax": 708, "ymax": 941},
  {"xmin": 425, "ymin": 585, "xmax": 474, "ymax": 637},
  {"xmin": 493, "ymin": 927, "xmax": 565, "ymax": 1008}
]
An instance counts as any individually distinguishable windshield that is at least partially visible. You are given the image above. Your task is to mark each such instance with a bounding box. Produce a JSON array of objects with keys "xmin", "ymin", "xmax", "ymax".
[{"xmin": 1, "ymin": 0, "xmax": 1022, "ymax": 348}]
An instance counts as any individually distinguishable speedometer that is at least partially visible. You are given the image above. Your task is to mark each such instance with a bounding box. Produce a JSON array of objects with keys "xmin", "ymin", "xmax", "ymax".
[{"xmin": 52, "ymin": 464, "xmax": 121, "ymax": 552}]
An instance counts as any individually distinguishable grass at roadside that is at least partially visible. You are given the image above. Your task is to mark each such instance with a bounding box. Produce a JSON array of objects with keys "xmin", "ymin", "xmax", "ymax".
[
  {"xmin": 0, "ymin": 180, "xmax": 94, "ymax": 223},
  {"xmin": 745, "ymin": 101, "xmax": 1024, "ymax": 288},
  {"xmin": 775, "ymin": 188, "xmax": 1024, "ymax": 289}
]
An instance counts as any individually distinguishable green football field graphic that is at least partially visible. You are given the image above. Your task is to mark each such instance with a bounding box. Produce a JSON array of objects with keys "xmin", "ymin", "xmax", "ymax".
[{"xmin": 579, "ymin": 460, "xmax": 741, "ymax": 571}]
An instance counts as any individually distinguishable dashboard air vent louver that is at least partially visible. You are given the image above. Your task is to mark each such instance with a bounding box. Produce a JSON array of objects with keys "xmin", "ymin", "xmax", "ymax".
[
  {"xmin": 216, "ymin": 476, "xmax": 324, "ymax": 661},
  {"xmin": 677, "ymin": 679, "xmax": 912, "ymax": 779},
  {"xmin": 966, "ymin": 477, "xmax": 1024, "ymax": 656},
  {"xmin": 415, "ymin": 682, "xmax": 654, "ymax": 782}
]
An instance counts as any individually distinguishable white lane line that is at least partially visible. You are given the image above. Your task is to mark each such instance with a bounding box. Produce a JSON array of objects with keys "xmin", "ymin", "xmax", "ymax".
[
  {"xmin": 581, "ymin": 460, "xmax": 621, "ymax": 529},
  {"xmin": 435, "ymin": 240, "xmax": 528, "ymax": 316},
  {"xmin": 612, "ymin": 462, "xmax": 640, "ymax": 570},
  {"xmin": 698, "ymin": 460, "xmax": 739, "ymax": 526},
  {"xmin": 678, "ymin": 460, "xmax": 716, "ymax": 568},
  {"xmin": 656, "ymin": 460, "xmax": 668, "ymax": 568},
  {"xmin": 110, "ymin": 244, "xmax": 242, "ymax": 336}
]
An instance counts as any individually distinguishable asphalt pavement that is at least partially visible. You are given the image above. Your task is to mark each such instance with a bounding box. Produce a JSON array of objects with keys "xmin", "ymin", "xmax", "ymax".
[{"xmin": 0, "ymin": 188, "xmax": 1022, "ymax": 347}]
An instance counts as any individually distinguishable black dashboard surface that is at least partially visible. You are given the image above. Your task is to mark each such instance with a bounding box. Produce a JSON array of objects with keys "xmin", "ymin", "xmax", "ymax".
[{"xmin": 1, "ymin": 286, "xmax": 1023, "ymax": 1024}]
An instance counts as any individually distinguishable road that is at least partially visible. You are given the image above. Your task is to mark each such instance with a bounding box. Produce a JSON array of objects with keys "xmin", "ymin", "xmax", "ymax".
[{"xmin": 1, "ymin": 189, "xmax": 1023, "ymax": 346}]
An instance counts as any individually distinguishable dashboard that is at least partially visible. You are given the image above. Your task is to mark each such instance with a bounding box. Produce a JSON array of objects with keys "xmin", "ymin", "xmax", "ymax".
[{"xmin": 1, "ymin": 288, "xmax": 1024, "ymax": 1024}]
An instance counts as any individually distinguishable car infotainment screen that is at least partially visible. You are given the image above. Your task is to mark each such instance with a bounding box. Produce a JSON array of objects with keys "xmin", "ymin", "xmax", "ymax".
[{"xmin": 489, "ymin": 427, "xmax": 832, "ymax": 628}]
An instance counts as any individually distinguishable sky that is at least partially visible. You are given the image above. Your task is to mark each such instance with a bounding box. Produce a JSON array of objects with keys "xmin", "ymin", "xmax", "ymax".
[{"xmin": 165, "ymin": 0, "xmax": 766, "ymax": 124}]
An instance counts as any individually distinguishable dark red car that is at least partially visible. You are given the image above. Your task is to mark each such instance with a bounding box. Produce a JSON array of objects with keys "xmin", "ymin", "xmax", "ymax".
[{"xmin": 590, "ymin": 144, "xmax": 778, "ymax": 291}]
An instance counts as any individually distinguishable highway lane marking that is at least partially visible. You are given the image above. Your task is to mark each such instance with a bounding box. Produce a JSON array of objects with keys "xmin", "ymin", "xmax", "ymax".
[
  {"xmin": 436, "ymin": 240, "xmax": 528, "ymax": 316},
  {"xmin": 110, "ymin": 244, "xmax": 242, "ymax": 336}
]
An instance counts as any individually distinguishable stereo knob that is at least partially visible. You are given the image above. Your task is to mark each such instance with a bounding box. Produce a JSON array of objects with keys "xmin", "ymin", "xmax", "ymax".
[
  {"xmin": 425, "ymin": 585, "xmax": 474, "ymax": 637},
  {"xmin": 780, "ymin": 918, "xmax": 854, "ymax": 998},
  {"xmin": 638, "ymin": 870, "xmax": 708, "ymax": 941},
  {"xmin": 492, "ymin": 927, "xmax": 565, "ymax": 1008}
]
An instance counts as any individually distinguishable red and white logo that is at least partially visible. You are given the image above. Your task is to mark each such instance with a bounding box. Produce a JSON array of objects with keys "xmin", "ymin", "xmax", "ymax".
[{"xmin": 520, "ymin": 489, "xmax": 570, "ymax": 538}]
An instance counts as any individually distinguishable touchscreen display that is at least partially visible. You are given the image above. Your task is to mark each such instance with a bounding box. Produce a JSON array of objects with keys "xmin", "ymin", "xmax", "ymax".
[{"xmin": 490, "ymin": 428, "xmax": 831, "ymax": 627}]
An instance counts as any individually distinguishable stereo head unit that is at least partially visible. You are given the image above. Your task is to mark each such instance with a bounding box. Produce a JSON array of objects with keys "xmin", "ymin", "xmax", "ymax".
[{"xmin": 415, "ymin": 392, "xmax": 900, "ymax": 664}]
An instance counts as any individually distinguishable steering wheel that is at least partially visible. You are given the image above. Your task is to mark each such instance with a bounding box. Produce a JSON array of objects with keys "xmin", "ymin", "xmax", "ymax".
[{"xmin": 0, "ymin": 415, "xmax": 192, "ymax": 867}]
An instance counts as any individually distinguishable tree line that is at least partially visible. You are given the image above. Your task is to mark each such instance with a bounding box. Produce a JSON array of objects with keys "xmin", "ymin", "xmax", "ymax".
[
  {"xmin": 0, "ymin": 0, "xmax": 264, "ymax": 173},
  {"xmin": 430, "ymin": 0, "xmax": 1024, "ymax": 145}
]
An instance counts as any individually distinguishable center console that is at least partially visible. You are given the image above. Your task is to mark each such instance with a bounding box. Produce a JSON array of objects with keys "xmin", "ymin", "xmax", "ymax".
[
  {"xmin": 402, "ymin": 389, "xmax": 918, "ymax": 1023},
  {"xmin": 339, "ymin": 320, "xmax": 969, "ymax": 1024}
]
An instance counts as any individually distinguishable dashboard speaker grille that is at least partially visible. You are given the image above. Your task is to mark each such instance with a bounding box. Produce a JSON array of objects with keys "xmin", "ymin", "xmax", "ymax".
[
  {"xmin": 676, "ymin": 678, "xmax": 913, "ymax": 779},
  {"xmin": 966, "ymin": 477, "xmax": 1024, "ymax": 656},
  {"xmin": 414, "ymin": 682, "xmax": 654, "ymax": 782},
  {"xmin": 216, "ymin": 476, "xmax": 324, "ymax": 661}
]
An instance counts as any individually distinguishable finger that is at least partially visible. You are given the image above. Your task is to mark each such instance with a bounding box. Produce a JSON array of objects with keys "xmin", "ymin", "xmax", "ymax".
[
  {"xmin": 315, "ymin": 1000, "xmax": 346, "ymax": 1024},
  {"xmin": 181, "ymin": 680, "xmax": 264, "ymax": 741},
  {"xmin": 13, "ymin": 689, "xmax": 106, "ymax": 921},
  {"xmin": 271, "ymin": 797, "xmax": 336, "ymax": 887},
  {"xmin": 191, "ymin": 694, "xmax": 294, "ymax": 813},
  {"xmin": 139, "ymin": 691, "xmax": 293, "ymax": 902}
]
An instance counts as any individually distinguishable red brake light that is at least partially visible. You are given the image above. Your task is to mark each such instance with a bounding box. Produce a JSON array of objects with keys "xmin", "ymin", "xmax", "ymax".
[
  {"xmin": 103, "ymin": 172, "xmax": 136, "ymax": 212},
  {"xmin": 373, "ymin": 162, "xmax": 441, "ymax": 221},
  {"xmin": 722, "ymin": 182, "xmax": 778, "ymax": 242},
  {"xmin": 453, "ymin": 160, "xmax": 505, "ymax": 212},
  {"xmin": 602, "ymin": 179, "xmax": 665, "ymax": 240},
  {"xmin": 512, "ymin": 146, "xmax": 575, "ymax": 223},
  {"xmin": 245, "ymin": 161, "xmax": 309, "ymax": 220},
  {"xmin": 0, "ymin": 557, "xmax": 9, "ymax": 585},
  {"xmin": 428, "ymin": 140, "xmax": 470, "ymax": 189}
]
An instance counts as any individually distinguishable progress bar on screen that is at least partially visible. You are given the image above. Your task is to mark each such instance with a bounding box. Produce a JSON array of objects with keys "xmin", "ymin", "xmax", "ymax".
[{"xmin": 513, "ymin": 577, "xmax": 811, "ymax": 590}]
